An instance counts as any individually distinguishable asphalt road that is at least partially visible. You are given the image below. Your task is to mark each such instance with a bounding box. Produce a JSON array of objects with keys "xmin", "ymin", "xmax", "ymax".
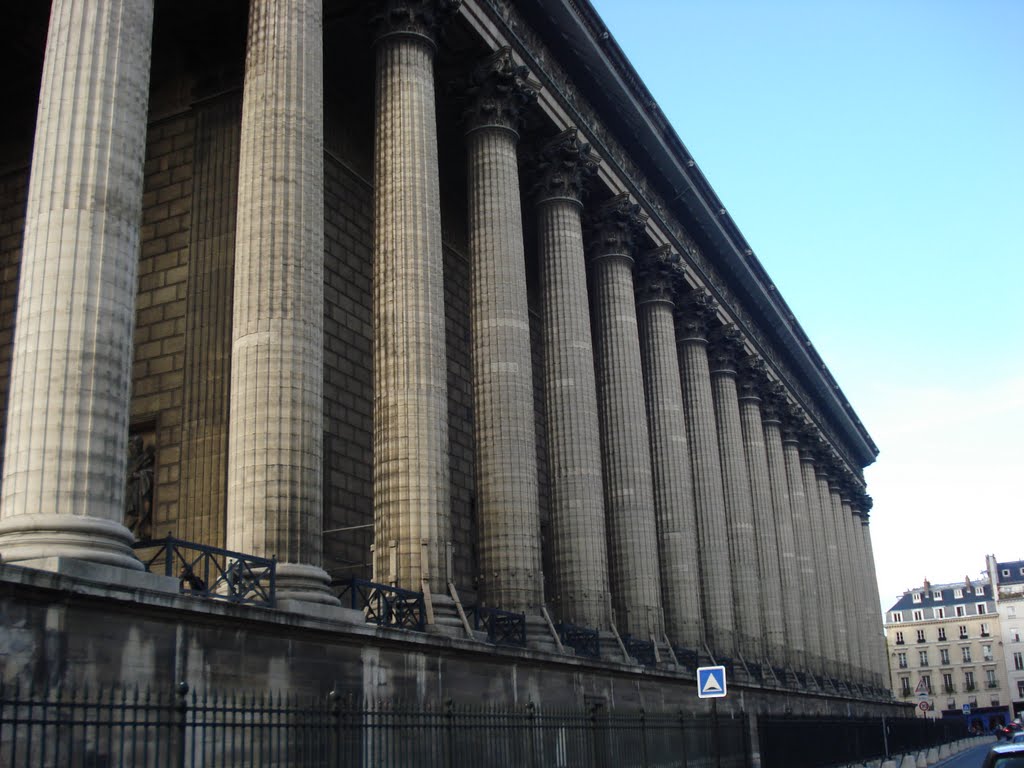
[{"xmin": 933, "ymin": 740, "xmax": 1000, "ymax": 768}]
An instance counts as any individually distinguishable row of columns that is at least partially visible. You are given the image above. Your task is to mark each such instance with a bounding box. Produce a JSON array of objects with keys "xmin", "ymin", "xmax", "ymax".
[{"xmin": 0, "ymin": 0, "xmax": 887, "ymax": 688}]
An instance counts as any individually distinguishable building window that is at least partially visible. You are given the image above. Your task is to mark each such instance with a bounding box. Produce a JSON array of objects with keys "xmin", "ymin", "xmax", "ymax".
[
  {"xmin": 987, "ymin": 670, "xmax": 998, "ymax": 688},
  {"xmin": 1014, "ymin": 652, "xmax": 1023, "ymax": 671},
  {"xmin": 900, "ymin": 676, "xmax": 912, "ymax": 697},
  {"xmin": 921, "ymin": 675, "xmax": 932, "ymax": 693},
  {"xmin": 964, "ymin": 671, "xmax": 975, "ymax": 691},
  {"xmin": 992, "ymin": 698, "xmax": 1000, "ymax": 707},
  {"xmin": 935, "ymin": 607, "xmax": 945, "ymax": 619},
  {"xmin": 919, "ymin": 650, "xmax": 929, "ymax": 667},
  {"xmin": 983, "ymin": 645, "xmax": 994, "ymax": 662},
  {"xmin": 962, "ymin": 647, "xmax": 972, "ymax": 663},
  {"xmin": 897, "ymin": 652, "xmax": 908, "ymax": 669},
  {"xmin": 939, "ymin": 648, "xmax": 950, "ymax": 665},
  {"xmin": 956, "ymin": 605, "xmax": 966, "ymax": 617},
  {"xmin": 1003, "ymin": 569, "xmax": 1012, "ymax": 578},
  {"xmin": 981, "ymin": 623, "xmax": 990, "ymax": 637},
  {"xmin": 938, "ymin": 627, "xmax": 947, "ymax": 641},
  {"xmin": 954, "ymin": 588, "xmax": 964, "ymax": 599},
  {"xmin": 975, "ymin": 586, "xmax": 985, "ymax": 596},
  {"xmin": 913, "ymin": 609, "xmax": 924, "ymax": 621},
  {"xmin": 977, "ymin": 603, "xmax": 987, "ymax": 615},
  {"xmin": 1020, "ymin": 567, "xmax": 1024, "ymax": 576},
  {"xmin": 1009, "ymin": 606, "xmax": 1017, "ymax": 618},
  {"xmin": 891, "ymin": 611, "xmax": 903, "ymax": 623},
  {"xmin": 896, "ymin": 631, "xmax": 905, "ymax": 645},
  {"xmin": 1012, "ymin": 628, "xmax": 1021, "ymax": 643},
  {"xmin": 959, "ymin": 625, "xmax": 969, "ymax": 639},
  {"xmin": 942, "ymin": 673, "xmax": 954, "ymax": 693},
  {"xmin": 1017, "ymin": 681, "xmax": 1024, "ymax": 699},
  {"xmin": 933, "ymin": 590, "xmax": 943, "ymax": 601},
  {"xmin": 913, "ymin": 592, "xmax": 922, "ymax": 603},
  {"xmin": 917, "ymin": 629, "xmax": 926, "ymax": 643}
]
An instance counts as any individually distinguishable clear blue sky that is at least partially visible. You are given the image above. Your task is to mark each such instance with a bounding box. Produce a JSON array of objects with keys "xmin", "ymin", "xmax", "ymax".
[{"xmin": 588, "ymin": 0, "xmax": 1024, "ymax": 609}]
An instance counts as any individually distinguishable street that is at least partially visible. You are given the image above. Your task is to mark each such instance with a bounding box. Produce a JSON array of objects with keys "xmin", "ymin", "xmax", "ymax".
[{"xmin": 934, "ymin": 740, "xmax": 1001, "ymax": 768}]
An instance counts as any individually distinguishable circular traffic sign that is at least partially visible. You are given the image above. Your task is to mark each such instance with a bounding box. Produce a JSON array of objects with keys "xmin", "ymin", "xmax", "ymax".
[{"xmin": 919, "ymin": 701, "xmax": 931, "ymax": 712}]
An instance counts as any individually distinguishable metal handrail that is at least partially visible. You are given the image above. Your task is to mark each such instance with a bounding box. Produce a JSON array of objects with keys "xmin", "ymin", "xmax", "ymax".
[
  {"xmin": 557, "ymin": 623, "xmax": 601, "ymax": 660},
  {"xmin": 132, "ymin": 536, "xmax": 276, "ymax": 607},
  {"xmin": 333, "ymin": 577, "xmax": 426, "ymax": 631},
  {"xmin": 470, "ymin": 606, "xmax": 527, "ymax": 647}
]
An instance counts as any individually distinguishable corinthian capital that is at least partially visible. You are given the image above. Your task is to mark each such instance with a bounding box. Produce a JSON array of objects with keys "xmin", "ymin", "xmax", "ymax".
[
  {"xmin": 737, "ymin": 356, "xmax": 768, "ymax": 401},
  {"xmin": 707, "ymin": 324, "xmax": 744, "ymax": 375},
  {"xmin": 531, "ymin": 129, "xmax": 600, "ymax": 205},
  {"xmin": 465, "ymin": 47, "xmax": 540, "ymax": 135},
  {"xmin": 635, "ymin": 245, "xmax": 681, "ymax": 305},
  {"xmin": 371, "ymin": 0, "xmax": 461, "ymax": 48},
  {"xmin": 586, "ymin": 192, "xmax": 647, "ymax": 262}
]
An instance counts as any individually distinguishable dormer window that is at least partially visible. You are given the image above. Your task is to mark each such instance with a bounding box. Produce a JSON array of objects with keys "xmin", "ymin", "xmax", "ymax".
[
  {"xmin": 1004, "ymin": 569, "xmax": 1012, "ymax": 578},
  {"xmin": 977, "ymin": 603, "xmax": 987, "ymax": 615},
  {"xmin": 975, "ymin": 586, "xmax": 985, "ymax": 596},
  {"xmin": 892, "ymin": 611, "xmax": 903, "ymax": 623},
  {"xmin": 913, "ymin": 593, "xmax": 922, "ymax": 603},
  {"xmin": 954, "ymin": 588, "xmax": 964, "ymax": 599},
  {"xmin": 933, "ymin": 590, "xmax": 943, "ymax": 601},
  {"xmin": 913, "ymin": 609, "xmax": 924, "ymax": 621}
]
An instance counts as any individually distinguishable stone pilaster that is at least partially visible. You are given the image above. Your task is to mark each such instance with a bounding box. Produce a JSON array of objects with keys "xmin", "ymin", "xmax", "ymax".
[
  {"xmin": 0, "ymin": 0, "xmax": 155, "ymax": 569},
  {"xmin": 815, "ymin": 466, "xmax": 849, "ymax": 677},
  {"xmin": 762, "ymin": 390, "xmax": 804, "ymax": 669},
  {"xmin": 676, "ymin": 291, "xmax": 735, "ymax": 657},
  {"xmin": 465, "ymin": 48, "xmax": 542, "ymax": 612},
  {"xmin": 636, "ymin": 247, "xmax": 703, "ymax": 651},
  {"xmin": 227, "ymin": 0, "xmax": 336, "ymax": 605},
  {"xmin": 533, "ymin": 130, "xmax": 609, "ymax": 628},
  {"xmin": 371, "ymin": 0, "xmax": 458, "ymax": 593},
  {"xmin": 708, "ymin": 327, "xmax": 763, "ymax": 662},
  {"xmin": 587, "ymin": 194, "xmax": 663, "ymax": 639},
  {"xmin": 799, "ymin": 444, "xmax": 836, "ymax": 677},
  {"xmin": 737, "ymin": 362, "xmax": 785, "ymax": 667}
]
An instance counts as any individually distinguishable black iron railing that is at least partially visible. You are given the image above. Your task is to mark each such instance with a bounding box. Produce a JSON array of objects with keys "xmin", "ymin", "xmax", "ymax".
[
  {"xmin": 622, "ymin": 636, "xmax": 656, "ymax": 667},
  {"xmin": 471, "ymin": 606, "xmax": 527, "ymax": 647},
  {"xmin": 133, "ymin": 536, "xmax": 276, "ymax": 607},
  {"xmin": 0, "ymin": 680, "xmax": 750, "ymax": 768},
  {"xmin": 672, "ymin": 646, "xmax": 700, "ymax": 671},
  {"xmin": 333, "ymin": 577, "xmax": 426, "ymax": 631},
  {"xmin": 558, "ymin": 623, "xmax": 601, "ymax": 660}
]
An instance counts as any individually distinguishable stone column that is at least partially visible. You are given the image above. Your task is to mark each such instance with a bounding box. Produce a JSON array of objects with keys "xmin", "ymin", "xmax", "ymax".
[
  {"xmin": 371, "ymin": 1, "xmax": 456, "ymax": 594},
  {"xmin": 533, "ymin": 130, "xmax": 608, "ymax": 628},
  {"xmin": 636, "ymin": 247, "xmax": 703, "ymax": 651},
  {"xmin": 676, "ymin": 291, "xmax": 735, "ymax": 657},
  {"xmin": 762, "ymin": 390, "xmax": 804, "ymax": 669},
  {"xmin": 737, "ymin": 361, "xmax": 785, "ymax": 667},
  {"xmin": 826, "ymin": 472, "xmax": 855, "ymax": 680},
  {"xmin": 0, "ymin": 0, "xmax": 155, "ymax": 569},
  {"xmin": 464, "ymin": 49, "xmax": 542, "ymax": 612},
  {"xmin": 800, "ymin": 444, "xmax": 837, "ymax": 677},
  {"xmin": 841, "ymin": 487, "xmax": 870, "ymax": 683},
  {"xmin": 227, "ymin": 0, "xmax": 336, "ymax": 605},
  {"xmin": 708, "ymin": 327, "xmax": 763, "ymax": 662},
  {"xmin": 858, "ymin": 496, "xmax": 888, "ymax": 686},
  {"xmin": 588, "ymin": 194, "xmax": 663, "ymax": 639},
  {"xmin": 782, "ymin": 423, "xmax": 822, "ymax": 674},
  {"xmin": 815, "ymin": 465, "xmax": 849, "ymax": 678}
]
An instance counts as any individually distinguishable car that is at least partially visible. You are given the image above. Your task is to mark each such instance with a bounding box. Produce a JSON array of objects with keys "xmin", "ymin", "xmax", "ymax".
[
  {"xmin": 999, "ymin": 722, "xmax": 1024, "ymax": 740},
  {"xmin": 1012, "ymin": 732, "xmax": 1024, "ymax": 744},
  {"xmin": 982, "ymin": 743, "xmax": 1024, "ymax": 768}
]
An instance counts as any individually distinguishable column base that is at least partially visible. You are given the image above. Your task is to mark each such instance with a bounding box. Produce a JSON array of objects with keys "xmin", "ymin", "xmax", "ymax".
[
  {"xmin": 274, "ymin": 562, "xmax": 341, "ymax": 608},
  {"xmin": 3, "ymin": 555, "xmax": 179, "ymax": 594},
  {"xmin": 0, "ymin": 513, "xmax": 143, "ymax": 571}
]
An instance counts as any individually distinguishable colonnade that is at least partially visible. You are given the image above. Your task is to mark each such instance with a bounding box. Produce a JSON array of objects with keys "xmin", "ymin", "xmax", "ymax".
[{"xmin": 0, "ymin": 0, "xmax": 886, "ymax": 691}]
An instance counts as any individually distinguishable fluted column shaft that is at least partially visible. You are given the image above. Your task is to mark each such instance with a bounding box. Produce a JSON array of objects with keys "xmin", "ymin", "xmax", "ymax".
[
  {"xmin": 738, "ymin": 389, "xmax": 785, "ymax": 663},
  {"xmin": 815, "ymin": 472, "xmax": 848, "ymax": 676},
  {"xmin": 0, "ymin": 0, "xmax": 154, "ymax": 569},
  {"xmin": 590, "ymin": 228, "xmax": 663, "ymax": 637},
  {"xmin": 709, "ymin": 348, "xmax": 762, "ymax": 660},
  {"xmin": 841, "ymin": 495, "xmax": 870, "ymax": 682},
  {"xmin": 227, "ymin": 0, "xmax": 335, "ymax": 604},
  {"xmin": 763, "ymin": 416, "xmax": 803, "ymax": 667},
  {"xmin": 794, "ymin": 448, "xmax": 828, "ymax": 673},
  {"xmin": 638, "ymin": 294, "xmax": 703, "ymax": 649},
  {"xmin": 372, "ymin": 22, "xmax": 451, "ymax": 592},
  {"xmin": 677, "ymin": 311, "xmax": 734, "ymax": 655},
  {"xmin": 826, "ymin": 481, "xmax": 855, "ymax": 677},
  {"xmin": 465, "ymin": 57, "xmax": 542, "ymax": 612},
  {"xmin": 802, "ymin": 456, "xmax": 839, "ymax": 676},
  {"xmin": 860, "ymin": 515, "xmax": 887, "ymax": 685},
  {"xmin": 537, "ymin": 189, "xmax": 609, "ymax": 627}
]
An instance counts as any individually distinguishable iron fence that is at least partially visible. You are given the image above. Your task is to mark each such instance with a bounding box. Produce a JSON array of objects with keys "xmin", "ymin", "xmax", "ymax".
[
  {"xmin": 623, "ymin": 636, "xmax": 657, "ymax": 667},
  {"xmin": 759, "ymin": 714, "xmax": 969, "ymax": 768},
  {"xmin": 471, "ymin": 606, "xmax": 527, "ymax": 647},
  {"xmin": 558, "ymin": 623, "xmax": 601, "ymax": 660},
  {"xmin": 333, "ymin": 577, "xmax": 427, "ymax": 631},
  {"xmin": 0, "ymin": 681, "xmax": 750, "ymax": 768},
  {"xmin": 132, "ymin": 536, "xmax": 276, "ymax": 607}
]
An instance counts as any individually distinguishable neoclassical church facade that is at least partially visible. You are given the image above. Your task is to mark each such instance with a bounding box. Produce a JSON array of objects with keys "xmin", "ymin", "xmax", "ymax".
[{"xmin": 0, "ymin": 0, "xmax": 889, "ymax": 709}]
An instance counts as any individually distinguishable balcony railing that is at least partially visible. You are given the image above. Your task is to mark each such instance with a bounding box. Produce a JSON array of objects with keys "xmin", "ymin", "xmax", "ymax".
[
  {"xmin": 133, "ymin": 536, "xmax": 276, "ymax": 607},
  {"xmin": 470, "ymin": 606, "xmax": 526, "ymax": 647},
  {"xmin": 333, "ymin": 577, "xmax": 426, "ymax": 631},
  {"xmin": 987, "ymin": 682, "xmax": 999, "ymax": 689},
  {"xmin": 622, "ymin": 636, "xmax": 657, "ymax": 667},
  {"xmin": 557, "ymin": 623, "xmax": 600, "ymax": 660}
]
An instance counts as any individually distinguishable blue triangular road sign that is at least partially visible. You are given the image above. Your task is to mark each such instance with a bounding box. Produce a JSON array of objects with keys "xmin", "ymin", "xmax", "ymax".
[{"xmin": 697, "ymin": 666, "xmax": 727, "ymax": 699}]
